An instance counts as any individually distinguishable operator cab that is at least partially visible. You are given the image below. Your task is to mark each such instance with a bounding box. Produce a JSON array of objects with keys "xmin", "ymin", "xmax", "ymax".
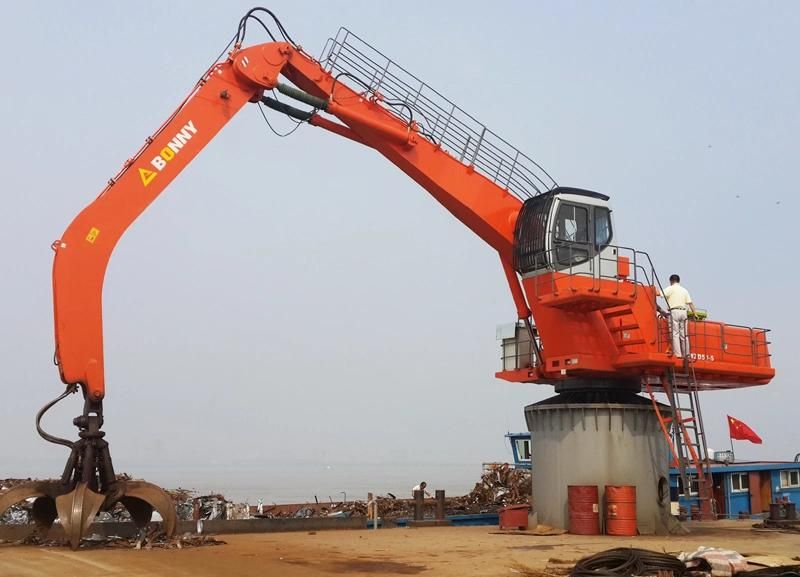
[{"xmin": 513, "ymin": 187, "xmax": 615, "ymax": 277}]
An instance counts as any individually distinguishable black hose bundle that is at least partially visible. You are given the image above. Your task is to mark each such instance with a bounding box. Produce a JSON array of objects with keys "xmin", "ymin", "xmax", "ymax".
[{"xmin": 570, "ymin": 547, "xmax": 686, "ymax": 577}]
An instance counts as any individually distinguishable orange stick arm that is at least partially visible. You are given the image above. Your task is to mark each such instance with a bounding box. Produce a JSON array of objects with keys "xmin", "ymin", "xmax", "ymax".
[
  {"xmin": 276, "ymin": 50, "xmax": 523, "ymax": 256},
  {"xmin": 52, "ymin": 42, "xmax": 524, "ymax": 400},
  {"xmin": 501, "ymin": 258, "xmax": 531, "ymax": 321}
]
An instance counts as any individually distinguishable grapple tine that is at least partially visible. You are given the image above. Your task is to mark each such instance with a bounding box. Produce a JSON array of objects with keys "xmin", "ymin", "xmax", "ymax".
[
  {"xmin": 55, "ymin": 482, "xmax": 105, "ymax": 550},
  {"xmin": 0, "ymin": 481, "xmax": 63, "ymax": 535},
  {"xmin": 119, "ymin": 480, "xmax": 177, "ymax": 537}
]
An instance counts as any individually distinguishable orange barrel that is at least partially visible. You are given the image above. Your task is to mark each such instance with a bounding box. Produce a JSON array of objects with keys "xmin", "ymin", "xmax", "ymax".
[
  {"xmin": 605, "ymin": 485, "xmax": 637, "ymax": 536},
  {"xmin": 568, "ymin": 485, "xmax": 600, "ymax": 535}
]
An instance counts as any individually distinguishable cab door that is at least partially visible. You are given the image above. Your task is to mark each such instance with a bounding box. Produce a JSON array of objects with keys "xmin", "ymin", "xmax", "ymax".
[
  {"xmin": 551, "ymin": 201, "xmax": 593, "ymax": 274},
  {"xmin": 551, "ymin": 200, "xmax": 615, "ymax": 277}
]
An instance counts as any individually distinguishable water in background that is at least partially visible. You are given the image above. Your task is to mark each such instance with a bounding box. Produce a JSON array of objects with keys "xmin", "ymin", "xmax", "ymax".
[{"xmin": 131, "ymin": 461, "xmax": 483, "ymax": 504}]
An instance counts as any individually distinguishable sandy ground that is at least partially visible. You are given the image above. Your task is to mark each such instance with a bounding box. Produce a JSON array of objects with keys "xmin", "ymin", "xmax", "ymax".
[{"xmin": 0, "ymin": 521, "xmax": 798, "ymax": 577}]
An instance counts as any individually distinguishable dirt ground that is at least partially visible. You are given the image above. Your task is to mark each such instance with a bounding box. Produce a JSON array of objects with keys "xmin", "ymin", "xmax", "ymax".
[{"xmin": 0, "ymin": 520, "xmax": 798, "ymax": 577}]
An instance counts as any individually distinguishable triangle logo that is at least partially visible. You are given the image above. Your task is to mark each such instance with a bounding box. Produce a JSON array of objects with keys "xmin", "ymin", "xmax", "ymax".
[{"xmin": 139, "ymin": 167, "xmax": 157, "ymax": 187}]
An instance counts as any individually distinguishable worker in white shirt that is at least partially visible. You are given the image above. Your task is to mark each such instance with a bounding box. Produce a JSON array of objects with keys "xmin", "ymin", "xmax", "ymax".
[
  {"xmin": 412, "ymin": 481, "xmax": 432, "ymax": 498},
  {"xmin": 657, "ymin": 274, "xmax": 696, "ymax": 359}
]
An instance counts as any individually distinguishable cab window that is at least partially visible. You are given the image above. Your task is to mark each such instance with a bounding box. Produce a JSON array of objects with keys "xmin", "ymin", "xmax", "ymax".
[
  {"xmin": 555, "ymin": 204, "xmax": 588, "ymax": 243},
  {"xmin": 594, "ymin": 207, "xmax": 612, "ymax": 246}
]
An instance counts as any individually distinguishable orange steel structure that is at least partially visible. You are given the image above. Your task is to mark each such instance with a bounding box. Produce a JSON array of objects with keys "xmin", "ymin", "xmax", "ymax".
[
  {"xmin": 2, "ymin": 8, "xmax": 774, "ymax": 546},
  {"xmin": 53, "ymin": 39, "xmax": 526, "ymax": 401},
  {"xmin": 53, "ymin": 39, "xmax": 773, "ymax": 401},
  {"xmin": 501, "ymin": 277, "xmax": 773, "ymax": 389}
]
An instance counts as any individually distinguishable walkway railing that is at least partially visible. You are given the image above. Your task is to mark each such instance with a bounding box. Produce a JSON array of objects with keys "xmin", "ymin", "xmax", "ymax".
[{"xmin": 320, "ymin": 28, "xmax": 558, "ymax": 201}]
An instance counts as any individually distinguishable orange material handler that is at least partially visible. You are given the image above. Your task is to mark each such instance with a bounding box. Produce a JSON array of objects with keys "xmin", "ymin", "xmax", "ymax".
[{"xmin": 0, "ymin": 8, "xmax": 773, "ymax": 548}]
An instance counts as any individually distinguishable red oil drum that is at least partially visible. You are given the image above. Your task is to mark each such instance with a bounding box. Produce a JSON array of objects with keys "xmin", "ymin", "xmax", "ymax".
[
  {"xmin": 568, "ymin": 485, "xmax": 600, "ymax": 535},
  {"xmin": 605, "ymin": 485, "xmax": 637, "ymax": 536}
]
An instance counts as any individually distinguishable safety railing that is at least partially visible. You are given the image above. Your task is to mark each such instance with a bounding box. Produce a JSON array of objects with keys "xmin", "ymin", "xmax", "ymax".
[
  {"xmin": 320, "ymin": 28, "xmax": 558, "ymax": 201},
  {"xmin": 502, "ymin": 245, "xmax": 772, "ymax": 371},
  {"xmin": 657, "ymin": 318, "xmax": 772, "ymax": 368},
  {"xmin": 526, "ymin": 244, "xmax": 657, "ymax": 301},
  {"xmin": 524, "ymin": 244, "xmax": 667, "ymax": 345},
  {"xmin": 498, "ymin": 321, "xmax": 540, "ymax": 372}
]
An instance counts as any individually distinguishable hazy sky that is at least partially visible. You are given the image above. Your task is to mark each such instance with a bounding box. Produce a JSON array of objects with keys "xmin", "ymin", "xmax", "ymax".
[{"xmin": 1, "ymin": 1, "xmax": 798, "ymax": 492}]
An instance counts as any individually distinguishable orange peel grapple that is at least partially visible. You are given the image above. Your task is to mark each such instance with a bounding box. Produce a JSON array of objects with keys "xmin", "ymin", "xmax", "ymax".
[{"xmin": 0, "ymin": 385, "xmax": 176, "ymax": 548}]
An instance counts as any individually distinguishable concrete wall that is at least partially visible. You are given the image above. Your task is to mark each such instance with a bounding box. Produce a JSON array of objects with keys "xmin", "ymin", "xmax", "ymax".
[{"xmin": 526, "ymin": 400, "xmax": 671, "ymax": 534}]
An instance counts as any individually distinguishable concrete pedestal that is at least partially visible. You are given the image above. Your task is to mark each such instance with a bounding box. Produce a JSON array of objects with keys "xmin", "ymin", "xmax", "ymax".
[{"xmin": 525, "ymin": 390, "xmax": 672, "ymax": 535}]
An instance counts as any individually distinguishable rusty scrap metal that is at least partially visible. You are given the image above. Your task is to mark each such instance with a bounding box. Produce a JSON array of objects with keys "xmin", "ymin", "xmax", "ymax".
[
  {"xmin": 3, "ymin": 465, "xmax": 532, "ymax": 529},
  {"xmin": 249, "ymin": 466, "xmax": 531, "ymax": 520}
]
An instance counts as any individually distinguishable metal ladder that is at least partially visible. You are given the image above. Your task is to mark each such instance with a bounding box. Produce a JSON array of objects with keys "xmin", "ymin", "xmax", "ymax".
[{"xmin": 647, "ymin": 366, "xmax": 715, "ymax": 520}]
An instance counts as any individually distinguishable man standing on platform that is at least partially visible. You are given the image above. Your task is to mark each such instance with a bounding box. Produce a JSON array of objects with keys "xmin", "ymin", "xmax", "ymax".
[{"xmin": 658, "ymin": 274, "xmax": 697, "ymax": 359}]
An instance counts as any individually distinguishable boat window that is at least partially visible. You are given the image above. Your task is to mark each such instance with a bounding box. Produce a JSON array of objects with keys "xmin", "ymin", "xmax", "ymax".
[
  {"xmin": 595, "ymin": 207, "xmax": 612, "ymax": 246},
  {"xmin": 780, "ymin": 469, "xmax": 800, "ymax": 488},
  {"xmin": 677, "ymin": 475, "xmax": 699, "ymax": 495},
  {"xmin": 730, "ymin": 472, "xmax": 749, "ymax": 492},
  {"xmin": 555, "ymin": 204, "xmax": 589, "ymax": 243},
  {"xmin": 515, "ymin": 439, "xmax": 531, "ymax": 461}
]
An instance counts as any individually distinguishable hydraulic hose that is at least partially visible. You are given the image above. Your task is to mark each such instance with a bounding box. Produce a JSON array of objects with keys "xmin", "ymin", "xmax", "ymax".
[{"xmin": 36, "ymin": 383, "xmax": 79, "ymax": 449}]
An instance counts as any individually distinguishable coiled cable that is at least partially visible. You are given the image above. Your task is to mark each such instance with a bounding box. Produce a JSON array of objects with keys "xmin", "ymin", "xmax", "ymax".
[{"xmin": 570, "ymin": 548, "xmax": 686, "ymax": 577}]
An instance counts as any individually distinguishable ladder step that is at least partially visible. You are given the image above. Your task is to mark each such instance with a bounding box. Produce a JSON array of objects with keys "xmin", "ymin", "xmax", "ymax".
[
  {"xmin": 608, "ymin": 323, "xmax": 640, "ymax": 332},
  {"xmin": 602, "ymin": 307, "xmax": 632, "ymax": 318},
  {"xmin": 615, "ymin": 338, "xmax": 646, "ymax": 346}
]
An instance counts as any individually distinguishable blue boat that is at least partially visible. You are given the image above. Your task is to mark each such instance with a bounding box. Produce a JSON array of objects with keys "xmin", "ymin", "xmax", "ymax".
[{"xmin": 505, "ymin": 432, "xmax": 531, "ymax": 470}]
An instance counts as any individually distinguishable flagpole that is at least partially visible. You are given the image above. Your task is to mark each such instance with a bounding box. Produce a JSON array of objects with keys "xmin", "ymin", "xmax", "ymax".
[{"xmin": 729, "ymin": 435, "xmax": 734, "ymax": 461}]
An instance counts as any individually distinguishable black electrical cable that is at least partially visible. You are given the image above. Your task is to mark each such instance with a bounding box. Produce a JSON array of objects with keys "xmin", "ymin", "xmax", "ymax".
[
  {"xmin": 329, "ymin": 71, "xmax": 440, "ymax": 143},
  {"xmin": 269, "ymin": 88, "xmax": 314, "ymax": 125},
  {"xmin": 238, "ymin": 9, "xmax": 438, "ymax": 143},
  {"xmin": 239, "ymin": 15, "xmax": 277, "ymax": 42},
  {"xmin": 331, "ymin": 71, "xmax": 414, "ymax": 123},
  {"xmin": 211, "ymin": 33, "xmax": 238, "ymax": 68},
  {"xmin": 236, "ymin": 7, "xmax": 297, "ymax": 46},
  {"xmin": 257, "ymin": 101, "xmax": 304, "ymax": 137},
  {"xmin": 570, "ymin": 548, "xmax": 686, "ymax": 577}
]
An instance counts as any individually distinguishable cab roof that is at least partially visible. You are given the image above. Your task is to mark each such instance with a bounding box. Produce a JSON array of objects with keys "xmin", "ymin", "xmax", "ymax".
[{"xmin": 541, "ymin": 186, "xmax": 610, "ymax": 202}]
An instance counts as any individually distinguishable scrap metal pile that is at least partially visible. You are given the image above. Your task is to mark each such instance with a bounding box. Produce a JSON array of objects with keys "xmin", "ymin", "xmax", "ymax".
[
  {"xmin": 459, "ymin": 464, "xmax": 531, "ymax": 508},
  {"xmin": 0, "ymin": 477, "xmax": 243, "ymax": 525},
  {"xmin": 3, "ymin": 530, "xmax": 225, "ymax": 550},
  {"xmin": 256, "ymin": 465, "xmax": 531, "ymax": 519},
  {"xmin": 0, "ymin": 479, "xmax": 35, "ymax": 524},
  {"xmin": 3, "ymin": 466, "xmax": 532, "ymax": 525}
]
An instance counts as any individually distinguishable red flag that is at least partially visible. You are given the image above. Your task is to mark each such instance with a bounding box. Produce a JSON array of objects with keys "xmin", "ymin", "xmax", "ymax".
[{"xmin": 728, "ymin": 415, "xmax": 763, "ymax": 444}]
